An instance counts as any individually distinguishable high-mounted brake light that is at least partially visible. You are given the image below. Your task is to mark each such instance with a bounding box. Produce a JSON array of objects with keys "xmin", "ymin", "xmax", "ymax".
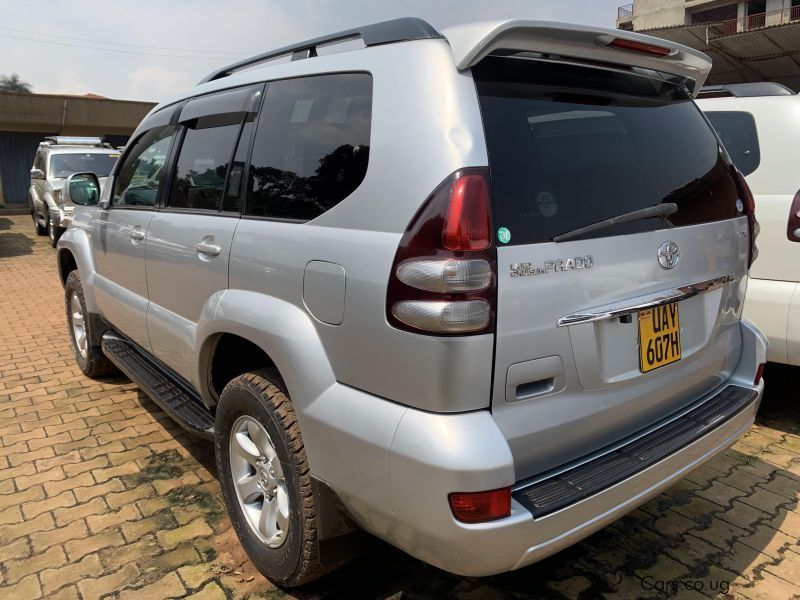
[
  {"xmin": 449, "ymin": 487, "xmax": 511, "ymax": 523},
  {"xmin": 732, "ymin": 168, "xmax": 759, "ymax": 267},
  {"xmin": 786, "ymin": 190, "xmax": 800, "ymax": 243},
  {"xmin": 608, "ymin": 37, "xmax": 672, "ymax": 57},
  {"xmin": 386, "ymin": 168, "xmax": 496, "ymax": 336}
]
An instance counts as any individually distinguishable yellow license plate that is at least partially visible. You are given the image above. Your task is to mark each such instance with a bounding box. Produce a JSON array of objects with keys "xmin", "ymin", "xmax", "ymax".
[{"xmin": 638, "ymin": 303, "xmax": 682, "ymax": 373}]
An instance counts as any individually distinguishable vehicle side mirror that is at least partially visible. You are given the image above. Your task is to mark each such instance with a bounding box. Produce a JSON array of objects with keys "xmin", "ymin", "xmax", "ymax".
[
  {"xmin": 65, "ymin": 172, "xmax": 101, "ymax": 206},
  {"xmin": 30, "ymin": 168, "xmax": 44, "ymax": 180}
]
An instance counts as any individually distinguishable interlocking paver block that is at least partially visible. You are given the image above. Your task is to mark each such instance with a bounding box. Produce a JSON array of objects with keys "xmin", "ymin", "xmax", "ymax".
[
  {"xmin": 77, "ymin": 563, "xmax": 140, "ymax": 600},
  {"xmin": 157, "ymin": 519, "xmax": 213, "ymax": 549},
  {"xmin": 2, "ymin": 214, "xmax": 800, "ymax": 600}
]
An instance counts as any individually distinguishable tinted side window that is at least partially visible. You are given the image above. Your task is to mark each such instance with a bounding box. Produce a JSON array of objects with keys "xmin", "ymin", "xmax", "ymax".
[
  {"xmin": 33, "ymin": 152, "xmax": 46, "ymax": 173},
  {"xmin": 170, "ymin": 118, "xmax": 241, "ymax": 211},
  {"xmin": 704, "ymin": 111, "xmax": 760, "ymax": 176},
  {"xmin": 246, "ymin": 73, "xmax": 372, "ymax": 220},
  {"xmin": 113, "ymin": 126, "xmax": 176, "ymax": 207}
]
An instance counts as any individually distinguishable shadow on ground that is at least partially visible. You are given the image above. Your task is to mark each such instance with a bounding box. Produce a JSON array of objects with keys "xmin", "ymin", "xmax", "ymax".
[{"xmin": 0, "ymin": 232, "xmax": 34, "ymax": 257}]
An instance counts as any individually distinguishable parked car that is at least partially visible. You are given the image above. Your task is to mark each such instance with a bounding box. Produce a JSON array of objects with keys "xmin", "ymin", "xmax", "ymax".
[
  {"xmin": 29, "ymin": 136, "xmax": 119, "ymax": 246},
  {"xmin": 697, "ymin": 83, "xmax": 800, "ymax": 366},
  {"xmin": 56, "ymin": 18, "xmax": 767, "ymax": 586}
]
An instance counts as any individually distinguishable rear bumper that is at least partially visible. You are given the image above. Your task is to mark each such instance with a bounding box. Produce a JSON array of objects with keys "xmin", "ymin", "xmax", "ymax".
[
  {"xmin": 307, "ymin": 320, "xmax": 766, "ymax": 576},
  {"xmin": 743, "ymin": 277, "xmax": 794, "ymax": 364}
]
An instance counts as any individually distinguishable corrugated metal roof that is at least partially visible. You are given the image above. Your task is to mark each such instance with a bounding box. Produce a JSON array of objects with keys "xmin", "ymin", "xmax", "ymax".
[{"xmin": 640, "ymin": 22, "xmax": 800, "ymax": 91}]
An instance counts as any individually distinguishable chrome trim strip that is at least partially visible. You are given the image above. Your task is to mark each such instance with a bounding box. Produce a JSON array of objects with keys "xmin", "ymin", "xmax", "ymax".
[{"xmin": 557, "ymin": 274, "xmax": 735, "ymax": 327}]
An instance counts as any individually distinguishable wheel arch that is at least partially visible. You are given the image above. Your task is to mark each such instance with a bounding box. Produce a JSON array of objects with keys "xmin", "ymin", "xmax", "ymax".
[
  {"xmin": 197, "ymin": 290, "xmax": 336, "ymax": 412},
  {"xmin": 56, "ymin": 227, "xmax": 98, "ymax": 311}
]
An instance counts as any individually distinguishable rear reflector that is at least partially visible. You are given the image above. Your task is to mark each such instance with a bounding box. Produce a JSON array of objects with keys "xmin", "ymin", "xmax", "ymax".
[
  {"xmin": 608, "ymin": 37, "xmax": 672, "ymax": 57},
  {"xmin": 754, "ymin": 363, "xmax": 765, "ymax": 386},
  {"xmin": 449, "ymin": 487, "xmax": 511, "ymax": 523}
]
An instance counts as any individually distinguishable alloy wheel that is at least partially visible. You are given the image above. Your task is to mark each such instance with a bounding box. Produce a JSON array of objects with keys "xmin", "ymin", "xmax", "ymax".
[
  {"xmin": 229, "ymin": 415, "xmax": 289, "ymax": 548},
  {"xmin": 69, "ymin": 292, "xmax": 88, "ymax": 358}
]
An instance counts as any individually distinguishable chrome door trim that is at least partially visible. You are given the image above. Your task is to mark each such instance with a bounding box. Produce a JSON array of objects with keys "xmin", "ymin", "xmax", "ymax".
[{"xmin": 557, "ymin": 274, "xmax": 736, "ymax": 327}]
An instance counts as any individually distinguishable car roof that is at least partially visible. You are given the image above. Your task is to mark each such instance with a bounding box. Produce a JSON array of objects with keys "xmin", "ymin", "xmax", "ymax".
[{"xmin": 142, "ymin": 17, "xmax": 712, "ymax": 121}]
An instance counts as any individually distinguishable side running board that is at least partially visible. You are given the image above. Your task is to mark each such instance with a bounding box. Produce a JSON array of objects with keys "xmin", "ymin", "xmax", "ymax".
[{"xmin": 101, "ymin": 332, "xmax": 215, "ymax": 440}]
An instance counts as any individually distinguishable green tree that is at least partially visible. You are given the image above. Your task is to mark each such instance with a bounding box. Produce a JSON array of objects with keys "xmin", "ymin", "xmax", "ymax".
[{"xmin": 0, "ymin": 73, "xmax": 32, "ymax": 93}]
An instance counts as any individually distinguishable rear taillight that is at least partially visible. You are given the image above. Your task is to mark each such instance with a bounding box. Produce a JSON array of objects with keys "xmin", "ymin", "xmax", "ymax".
[
  {"xmin": 732, "ymin": 168, "xmax": 759, "ymax": 267},
  {"xmin": 387, "ymin": 168, "xmax": 496, "ymax": 336},
  {"xmin": 608, "ymin": 37, "xmax": 672, "ymax": 57},
  {"xmin": 449, "ymin": 487, "xmax": 511, "ymax": 523},
  {"xmin": 787, "ymin": 190, "xmax": 800, "ymax": 243}
]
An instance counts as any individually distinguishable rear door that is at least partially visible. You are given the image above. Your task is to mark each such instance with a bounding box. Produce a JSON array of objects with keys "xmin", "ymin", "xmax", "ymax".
[
  {"xmin": 474, "ymin": 57, "xmax": 751, "ymax": 480},
  {"xmin": 145, "ymin": 84, "xmax": 262, "ymax": 386}
]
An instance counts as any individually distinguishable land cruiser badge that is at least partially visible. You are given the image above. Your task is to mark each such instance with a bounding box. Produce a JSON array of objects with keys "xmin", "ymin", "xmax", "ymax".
[{"xmin": 510, "ymin": 256, "xmax": 594, "ymax": 277}]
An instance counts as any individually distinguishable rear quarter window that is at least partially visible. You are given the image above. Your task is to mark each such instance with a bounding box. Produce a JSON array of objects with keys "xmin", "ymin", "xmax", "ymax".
[
  {"xmin": 244, "ymin": 73, "xmax": 372, "ymax": 221},
  {"xmin": 703, "ymin": 111, "xmax": 760, "ymax": 176}
]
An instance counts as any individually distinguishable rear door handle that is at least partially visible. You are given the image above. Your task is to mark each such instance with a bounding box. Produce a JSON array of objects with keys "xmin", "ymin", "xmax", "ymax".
[{"xmin": 195, "ymin": 241, "xmax": 221, "ymax": 257}]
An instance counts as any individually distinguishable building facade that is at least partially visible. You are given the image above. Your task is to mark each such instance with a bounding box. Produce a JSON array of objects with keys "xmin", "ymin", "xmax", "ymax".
[
  {"xmin": 0, "ymin": 92, "xmax": 155, "ymax": 207},
  {"xmin": 617, "ymin": 0, "xmax": 800, "ymax": 91}
]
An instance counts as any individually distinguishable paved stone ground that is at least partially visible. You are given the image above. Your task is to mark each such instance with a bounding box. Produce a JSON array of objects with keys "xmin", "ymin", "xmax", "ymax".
[{"xmin": 1, "ymin": 212, "xmax": 800, "ymax": 599}]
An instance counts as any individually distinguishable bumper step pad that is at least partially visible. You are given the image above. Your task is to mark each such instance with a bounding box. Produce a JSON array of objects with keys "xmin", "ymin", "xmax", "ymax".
[
  {"xmin": 514, "ymin": 385, "xmax": 758, "ymax": 518},
  {"xmin": 101, "ymin": 332, "xmax": 214, "ymax": 439}
]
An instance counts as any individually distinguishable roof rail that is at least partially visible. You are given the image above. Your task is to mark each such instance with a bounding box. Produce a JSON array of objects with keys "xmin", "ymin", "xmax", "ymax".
[
  {"xmin": 697, "ymin": 82, "xmax": 796, "ymax": 98},
  {"xmin": 199, "ymin": 17, "xmax": 441, "ymax": 84},
  {"xmin": 40, "ymin": 136, "xmax": 112, "ymax": 148}
]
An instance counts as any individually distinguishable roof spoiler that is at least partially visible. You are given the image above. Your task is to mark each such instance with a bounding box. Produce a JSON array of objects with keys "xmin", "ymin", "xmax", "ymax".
[{"xmin": 441, "ymin": 20, "xmax": 713, "ymax": 95}]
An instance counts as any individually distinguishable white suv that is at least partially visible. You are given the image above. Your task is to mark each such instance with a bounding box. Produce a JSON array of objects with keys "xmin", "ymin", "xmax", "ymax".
[
  {"xmin": 29, "ymin": 137, "xmax": 120, "ymax": 246},
  {"xmin": 698, "ymin": 84, "xmax": 800, "ymax": 366}
]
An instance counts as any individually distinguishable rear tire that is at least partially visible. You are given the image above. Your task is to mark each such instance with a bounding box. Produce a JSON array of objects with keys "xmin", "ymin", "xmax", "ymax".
[
  {"xmin": 215, "ymin": 369, "xmax": 329, "ymax": 587},
  {"xmin": 65, "ymin": 271, "xmax": 115, "ymax": 378}
]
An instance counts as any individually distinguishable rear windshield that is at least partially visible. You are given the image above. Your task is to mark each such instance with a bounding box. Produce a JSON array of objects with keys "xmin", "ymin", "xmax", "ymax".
[
  {"xmin": 50, "ymin": 153, "xmax": 119, "ymax": 179},
  {"xmin": 474, "ymin": 57, "xmax": 740, "ymax": 245}
]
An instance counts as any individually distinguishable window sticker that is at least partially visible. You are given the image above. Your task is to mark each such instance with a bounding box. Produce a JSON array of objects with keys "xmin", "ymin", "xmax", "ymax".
[
  {"xmin": 497, "ymin": 227, "xmax": 511, "ymax": 244},
  {"xmin": 290, "ymin": 98, "xmax": 314, "ymax": 123}
]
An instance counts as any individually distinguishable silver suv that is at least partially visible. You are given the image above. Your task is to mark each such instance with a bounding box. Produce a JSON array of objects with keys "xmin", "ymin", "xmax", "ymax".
[
  {"xmin": 29, "ymin": 136, "xmax": 119, "ymax": 246},
  {"xmin": 57, "ymin": 18, "xmax": 767, "ymax": 586}
]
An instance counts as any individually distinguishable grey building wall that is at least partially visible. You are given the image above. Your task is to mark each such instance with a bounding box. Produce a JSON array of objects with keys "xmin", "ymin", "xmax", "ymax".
[{"xmin": 0, "ymin": 133, "xmax": 53, "ymax": 205}]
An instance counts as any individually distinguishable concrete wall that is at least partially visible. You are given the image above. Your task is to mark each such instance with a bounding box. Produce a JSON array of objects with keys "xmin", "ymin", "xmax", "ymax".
[
  {"xmin": 631, "ymin": 0, "xmax": 687, "ymax": 30},
  {"xmin": 0, "ymin": 92, "xmax": 155, "ymax": 207},
  {"xmin": 0, "ymin": 92, "xmax": 154, "ymax": 137}
]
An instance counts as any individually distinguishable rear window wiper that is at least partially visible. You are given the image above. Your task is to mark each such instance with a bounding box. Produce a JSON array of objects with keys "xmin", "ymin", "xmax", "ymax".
[{"xmin": 552, "ymin": 203, "xmax": 678, "ymax": 243}]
